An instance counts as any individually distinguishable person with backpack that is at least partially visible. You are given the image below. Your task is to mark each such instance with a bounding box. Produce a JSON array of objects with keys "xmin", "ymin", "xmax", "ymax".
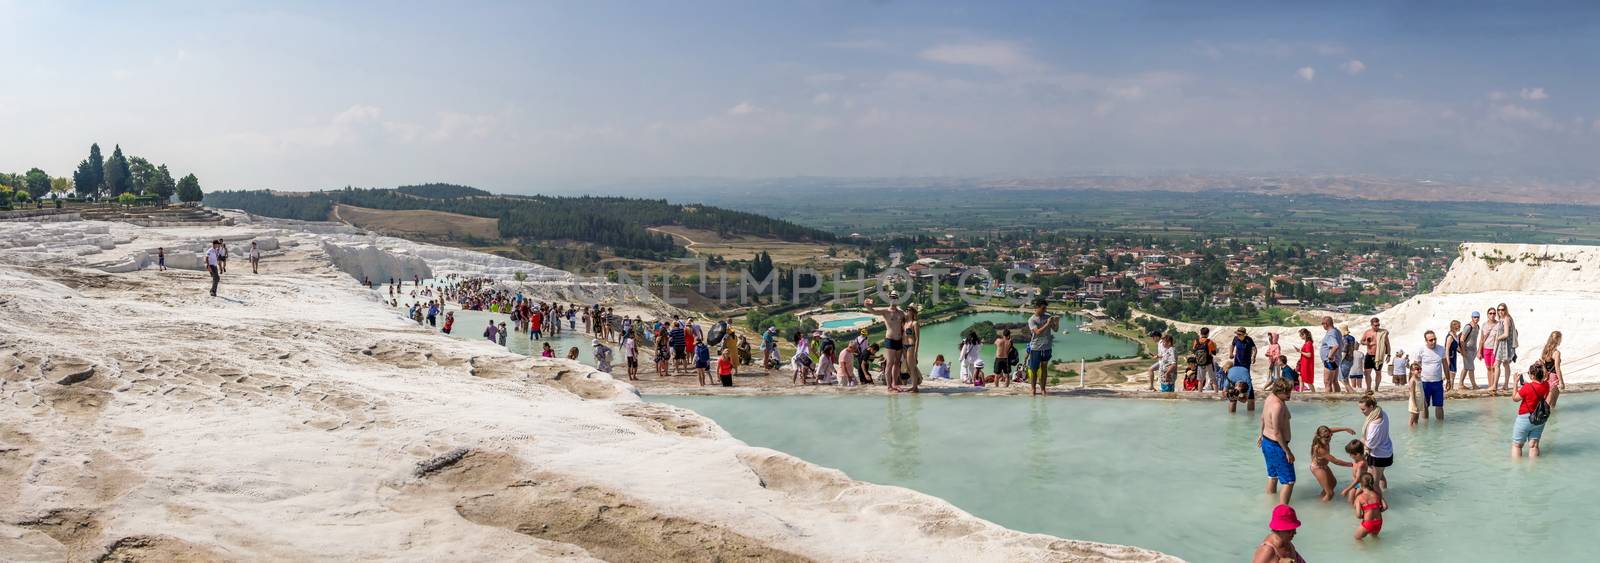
[
  {"xmin": 1226, "ymin": 328, "xmax": 1258, "ymax": 413},
  {"xmin": 1318, "ymin": 317, "xmax": 1342, "ymax": 393},
  {"xmin": 1193, "ymin": 327, "xmax": 1218, "ymax": 393},
  {"xmin": 1340, "ymin": 326, "xmax": 1358, "ymax": 393},
  {"xmin": 1512, "ymin": 363, "xmax": 1552, "ymax": 458}
]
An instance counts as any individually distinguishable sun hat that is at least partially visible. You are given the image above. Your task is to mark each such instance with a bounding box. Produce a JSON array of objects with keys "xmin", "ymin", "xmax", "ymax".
[
  {"xmin": 1269, "ymin": 504, "xmax": 1301, "ymax": 531},
  {"xmin": 591, "ymin": 339, "xmax": 600, "ymax": 346}
]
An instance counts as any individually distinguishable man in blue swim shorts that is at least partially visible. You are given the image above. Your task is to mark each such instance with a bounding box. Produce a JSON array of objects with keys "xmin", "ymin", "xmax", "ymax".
[
  {"xmin": 1258, "ymin": 379, "xmax": 1296, "ymax": 504},
  {"xmin": 1415, "ymin": 330, "xmax": 1448, "ymax": 421}
]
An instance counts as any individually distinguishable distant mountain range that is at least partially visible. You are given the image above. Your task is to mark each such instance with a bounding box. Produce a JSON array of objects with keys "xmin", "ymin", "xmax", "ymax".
[{"xmin": 573, "ymin": 174, "xmax": 1600, "ymax": 206}]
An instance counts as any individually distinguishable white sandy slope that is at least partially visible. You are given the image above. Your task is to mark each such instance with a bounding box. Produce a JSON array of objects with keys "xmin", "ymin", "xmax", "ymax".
[
  {"xmin": 1128, "ymin": 243, "xmax": 1600, "ymax": 386},
  {"xmin": 0, "ymin": 218, "xmax": 1173, "ymax": 562}
]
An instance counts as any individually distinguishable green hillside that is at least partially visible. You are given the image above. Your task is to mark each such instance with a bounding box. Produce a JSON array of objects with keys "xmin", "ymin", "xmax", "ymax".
[{"xmin": 207, "ymin": 184, "xmax": 838, "ymax": 260}]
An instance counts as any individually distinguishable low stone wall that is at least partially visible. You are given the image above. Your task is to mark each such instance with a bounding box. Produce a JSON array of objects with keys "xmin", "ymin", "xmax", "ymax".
[{"xmin": 0, "ymin": 209, "xmax": 80, "ymax": 222}]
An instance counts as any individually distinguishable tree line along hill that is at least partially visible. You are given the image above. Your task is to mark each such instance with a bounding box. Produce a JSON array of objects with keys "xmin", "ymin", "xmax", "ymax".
[{"xmin": 205, "ymin": 184, "xmax": 840, "ymax": 260}]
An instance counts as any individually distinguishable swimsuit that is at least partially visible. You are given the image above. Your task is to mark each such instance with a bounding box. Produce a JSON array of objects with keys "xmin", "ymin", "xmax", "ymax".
[
  {"xmin": 1360, "ymin": 503, "xmax": 1383, "ymax": 534},
  {"xmin": 1259, "ymin": 541, "xmax": 1306, "ymax": 563}
]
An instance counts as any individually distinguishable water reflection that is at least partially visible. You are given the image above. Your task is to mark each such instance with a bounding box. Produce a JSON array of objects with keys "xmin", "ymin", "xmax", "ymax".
[
  {"xmin": 882, "ymin": 395, "xmax": 923, "ymax": 480},
  {"xmin": 1026, "ymin": 398, "xmax": 1058, "ymax": 484}
]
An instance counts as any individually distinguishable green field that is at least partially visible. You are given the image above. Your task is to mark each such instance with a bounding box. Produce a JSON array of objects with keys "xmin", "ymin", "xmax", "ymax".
[{"xmin": 711, "ymin": 188, "xmax": 1600, "ymax": 245}]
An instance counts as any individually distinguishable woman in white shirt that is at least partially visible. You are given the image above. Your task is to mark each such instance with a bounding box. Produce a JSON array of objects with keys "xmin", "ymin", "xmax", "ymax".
[
  {"xmin": 1148, "ymin": 332, "xmax": 1175, "ymax": 391},
  {"xmin": 959, "ymin": 332, "xmax": 981, "ymax": 384}
]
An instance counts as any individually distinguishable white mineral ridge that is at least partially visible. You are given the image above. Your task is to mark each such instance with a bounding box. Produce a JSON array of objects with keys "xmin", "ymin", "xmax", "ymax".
[
  {"xmin": 0, "ymin": 217, "xmax": 1174, "ymax": 562},
  {"xmin": 1132, "ymin": 242, "xmax": 1600, "ymax": 385}
]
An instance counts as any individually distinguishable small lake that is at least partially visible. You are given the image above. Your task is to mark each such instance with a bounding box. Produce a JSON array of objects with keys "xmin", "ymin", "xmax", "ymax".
[
  {"xmin": 913, "ymin": 311, "xmax": 1138, "ymax": 374},
  {"xmin": 657, "ymin": 393, "xmax": 1598, "ymax": 562}
]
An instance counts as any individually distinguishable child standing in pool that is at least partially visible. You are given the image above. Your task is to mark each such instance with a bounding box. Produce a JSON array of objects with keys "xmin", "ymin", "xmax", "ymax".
[
  {"xmin": 1353, "ymin": 473, "xmax": 1385, "ymax": 540},
  {"xmin": 1340, "ymin": 440, "xmax": 1369, "ymax": 503},
  {"xmin": 1406, "ymin": 361, "xmax": 1424, "ymax": 426},
  {"xmin": 1309, "ymin": 426, "xmax": 1356, "ymax": 502}
]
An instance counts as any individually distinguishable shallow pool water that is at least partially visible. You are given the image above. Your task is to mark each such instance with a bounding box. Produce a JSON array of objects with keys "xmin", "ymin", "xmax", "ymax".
[
  {"xmin": 434, "ymin": 309, "xmax": 593, "ymax": 358},
  {"xmin": 657, "ymin": 393, "xmax": 1596, "ymax": 562}
]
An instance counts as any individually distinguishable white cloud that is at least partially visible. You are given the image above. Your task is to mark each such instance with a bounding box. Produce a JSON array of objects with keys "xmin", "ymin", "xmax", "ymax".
[
  {"xmin": 919, "ymin": 40, "xmax": 1041, "ymax": 73},
  {"xmin": 727, "ymin": 101, "xmax": 760, "ymax": 116},
  {"xmin": 1493, "ymin": 103, "xmax": 1557, "ymax": 130},
  {"xmin": 1296, "ymin": 67, "xmax": 1315, "ymax": 82},
  {"xmin": 811, "ymin": 92, "xmax": 834, "ymax": 105},
  {"xmin": 1520, "ymin": 87, "xmax": 1548, "ymax": 101},
  {"xmin": 332, "ymin": 104, "xmax": 383, "ymax": 125},
  {"xmin": 1340, "ymin": 60, "xmax": 1366, "ymax": 75}
]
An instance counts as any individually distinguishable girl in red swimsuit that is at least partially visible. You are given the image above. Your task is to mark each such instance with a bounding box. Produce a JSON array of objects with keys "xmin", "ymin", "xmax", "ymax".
[{"xmin": 1354, "ymin": 472, "xmax": 1385, "ymax": 540}]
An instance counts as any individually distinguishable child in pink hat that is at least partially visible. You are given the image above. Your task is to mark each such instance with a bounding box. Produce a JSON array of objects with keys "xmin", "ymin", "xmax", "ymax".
[{"xmin": 1253, "ymin": 504, "xmax": 1305, "ymax": 563}]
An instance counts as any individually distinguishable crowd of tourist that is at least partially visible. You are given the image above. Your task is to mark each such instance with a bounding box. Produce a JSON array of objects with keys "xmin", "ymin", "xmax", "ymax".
[
  {"xmin": 378, "ymin": 275, "xmax": 1579, "ymax": 559},
  {"xmin": 1245, "ymin": 302, "xmax": 1565, "ymax": 561}
]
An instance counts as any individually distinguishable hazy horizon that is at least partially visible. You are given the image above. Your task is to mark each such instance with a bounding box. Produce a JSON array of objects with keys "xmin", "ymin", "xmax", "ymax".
[{"xmin": 4, "ymin": 1, "xmax": 1598, "ymax": 191}]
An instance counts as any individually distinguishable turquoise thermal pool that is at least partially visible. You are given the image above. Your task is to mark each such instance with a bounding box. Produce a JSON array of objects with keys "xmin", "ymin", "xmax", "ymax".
[
  {"xmin": 656, "ymin": 393, "xmax": 1597, "ymax": 562},
  {"xmin": 912, "ymin": 311, "xmax": 1137, "ymax": 374},
  {"xmin": 819, "ymin": 314, "xmax": 876, "ymax": 329}
]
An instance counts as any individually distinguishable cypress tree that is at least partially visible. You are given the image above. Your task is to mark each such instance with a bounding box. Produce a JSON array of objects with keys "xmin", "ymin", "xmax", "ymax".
[{"xmin": 104, "ymin": 145, "xmax": 133, "ymax": 196}]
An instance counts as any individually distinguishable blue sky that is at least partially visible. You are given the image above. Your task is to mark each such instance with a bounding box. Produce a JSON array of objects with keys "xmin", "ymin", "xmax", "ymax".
[{"xmin": 2, "ymin": 0, "xmax": 1596, "ymax": 191}]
